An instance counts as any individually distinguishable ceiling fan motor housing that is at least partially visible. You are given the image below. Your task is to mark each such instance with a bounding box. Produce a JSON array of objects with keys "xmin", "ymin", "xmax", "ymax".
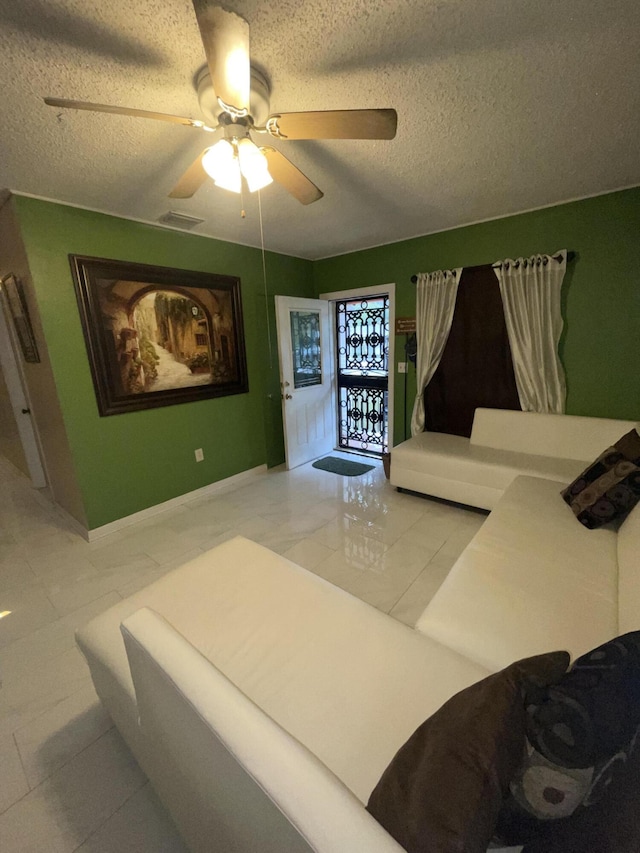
[{"xmin": 196, "ymin": 65, "xmax": 270, "ymax": 125}]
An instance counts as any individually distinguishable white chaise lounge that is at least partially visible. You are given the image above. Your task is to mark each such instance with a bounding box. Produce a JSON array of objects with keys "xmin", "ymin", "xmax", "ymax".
[{"xmin": 77, "ymin": 536, "xmax": 492, "ymax": 853}]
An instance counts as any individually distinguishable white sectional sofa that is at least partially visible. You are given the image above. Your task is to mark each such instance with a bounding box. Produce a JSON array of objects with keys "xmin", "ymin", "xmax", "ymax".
[
  {"xmin": 76, "ymin": 411, "xmax": 639, "ymax": 852},
  {"xmin": 390, "ymin": 408, "xmax": 637, "ymax": 510}
]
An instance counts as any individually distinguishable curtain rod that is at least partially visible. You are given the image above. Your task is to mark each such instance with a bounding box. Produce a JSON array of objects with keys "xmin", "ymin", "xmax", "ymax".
[{"xmin": 410, "ymin": 251, "xmax": 575, "ymax": 283}]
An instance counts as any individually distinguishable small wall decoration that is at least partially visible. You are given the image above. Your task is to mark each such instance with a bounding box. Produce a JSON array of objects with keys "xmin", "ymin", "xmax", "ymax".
[
  {"xmin": 70, "ymin": 255, "xmax": 248, "ymax": 416},
  {"xmin": 1, "ymin": 273, "xmax": 40, "ymax": 363}
]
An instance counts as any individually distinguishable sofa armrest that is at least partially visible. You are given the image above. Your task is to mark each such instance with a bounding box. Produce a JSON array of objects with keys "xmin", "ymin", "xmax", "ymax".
[{"xmin": 121, "ymin": 607, "xmax": 405, "ymax": 853}]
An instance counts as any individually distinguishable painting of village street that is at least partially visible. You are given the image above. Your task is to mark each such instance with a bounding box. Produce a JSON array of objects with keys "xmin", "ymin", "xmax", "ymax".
[{"xmin": 70, "ymin": 257, "xmax": 248, "ymax": 415}]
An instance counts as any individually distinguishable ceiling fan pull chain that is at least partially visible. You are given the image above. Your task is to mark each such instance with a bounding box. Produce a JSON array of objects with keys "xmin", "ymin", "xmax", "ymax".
[{"xmin": 258, "ymin": 188, "xmax": 273, "ymax": 370}]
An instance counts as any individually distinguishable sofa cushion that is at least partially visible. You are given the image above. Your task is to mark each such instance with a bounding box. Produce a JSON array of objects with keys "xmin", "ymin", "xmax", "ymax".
[
  {"xmin": 560, "ymin": 428, "xmax": 640, "ymax": 529},
  {"xmin": 366, "ymin": 651, "xmax": 570, "ymax": 853},
  {"xmin": 618, "ymin": 501, "xmax": 640, "ymax": 634},
  {"xmin": 415, "ymin": 476, "xmax": 618, "ymax": 671},
  {"xmin": 392, "ymin": 431, "xmax": 585, "ymax": 491},
  {"xmin": 77, "ymin": 536, "xmax": 490, "ymax": 804},
  {"xmin": 469, "ymin": 409, "xmax": 637, "ymax": 461},
  {"xmin": 496, "ymin": 632, "xmax": 640, "ymax": 844}
]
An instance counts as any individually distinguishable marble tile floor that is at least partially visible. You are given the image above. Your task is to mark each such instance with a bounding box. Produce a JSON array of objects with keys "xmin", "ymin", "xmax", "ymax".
[{"xmin": 0, "ymin": 451, "xmax": 487, "ymax": 852}]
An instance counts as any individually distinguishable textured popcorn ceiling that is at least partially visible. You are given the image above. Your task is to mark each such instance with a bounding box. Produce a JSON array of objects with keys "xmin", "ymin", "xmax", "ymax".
[{"xmin": 0, "ymin": 0, "xmax": 639, "ymax": 260}]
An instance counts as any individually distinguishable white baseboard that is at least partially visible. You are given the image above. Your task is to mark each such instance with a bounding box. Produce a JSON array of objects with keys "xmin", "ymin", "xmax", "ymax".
[
  {"xmin": 53, "ymin": 502, "xmax": 91, "ymax": 539},
  {"xmin": 55, "ymin": 465, "xmax": 268, "ymax": 542}
]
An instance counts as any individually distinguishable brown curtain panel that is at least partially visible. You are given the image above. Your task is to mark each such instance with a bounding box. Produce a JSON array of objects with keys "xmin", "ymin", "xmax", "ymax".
[{"xmin": 424, "ymin": 264, "xmax": 520, "ymax": 437}]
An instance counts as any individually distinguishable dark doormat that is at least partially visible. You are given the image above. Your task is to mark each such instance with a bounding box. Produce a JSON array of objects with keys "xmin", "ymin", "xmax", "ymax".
[{"xmin": 312, "ymin": 456, "xmax": 375, "ymax": 476}]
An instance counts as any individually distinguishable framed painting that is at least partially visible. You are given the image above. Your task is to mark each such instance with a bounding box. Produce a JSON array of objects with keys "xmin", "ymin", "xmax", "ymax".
[
  {"xmin": 1, "ymin": 273, "xmax": 40, "ymax": 363},
  {"xmin": 69, "ymin": 255, "xmax": 248, "ymax": 416}
]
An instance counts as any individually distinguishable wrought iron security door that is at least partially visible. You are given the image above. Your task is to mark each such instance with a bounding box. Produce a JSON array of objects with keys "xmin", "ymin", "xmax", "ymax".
[{"xmin": 336, "ymin": 296, "xmax": 389, "ymax": 455}]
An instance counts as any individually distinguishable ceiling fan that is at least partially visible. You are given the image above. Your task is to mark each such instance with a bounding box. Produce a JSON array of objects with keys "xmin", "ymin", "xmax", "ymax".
[{"xmin": 44, "ymin": 1, "xmax": 397, "ymax": 206}]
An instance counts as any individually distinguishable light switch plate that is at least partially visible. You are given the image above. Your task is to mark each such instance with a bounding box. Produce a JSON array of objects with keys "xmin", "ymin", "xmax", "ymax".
[
  {"xmin": 397, "ymin": 362, "xmax": 407, "ymax": 373},
  {"xmin": 194, "ymin": 448, "xmax": 204, "ymax": 462}
]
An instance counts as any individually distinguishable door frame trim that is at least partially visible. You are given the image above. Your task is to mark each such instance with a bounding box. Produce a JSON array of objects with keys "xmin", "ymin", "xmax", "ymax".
[
  {"xmin": 0, "ymin": 287, "xmax": 47, "ymax": 487},
  {"xmin": 319, "ymin": 283, "xmax": 395, "ymax": 453}
]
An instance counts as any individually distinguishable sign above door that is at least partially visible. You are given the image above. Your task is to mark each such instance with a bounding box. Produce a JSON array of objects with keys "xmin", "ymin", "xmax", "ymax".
[{"xmin": 395, "ymin": 317, "xmax": 416, "ymax": 334}]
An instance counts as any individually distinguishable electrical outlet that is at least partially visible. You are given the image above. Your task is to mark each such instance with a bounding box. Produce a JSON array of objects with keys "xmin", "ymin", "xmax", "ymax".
[
  {"xmin": 397, "ymin": 362, "xmax": 407, "ymax": 373},
  {"xmin": 194, "ymin": 448, "xmax": 204, "ymax": 462}
]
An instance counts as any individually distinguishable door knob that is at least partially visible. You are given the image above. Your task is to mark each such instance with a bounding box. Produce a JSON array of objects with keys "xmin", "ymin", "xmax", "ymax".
[
  {"xmin": 285, "ymin": 394, "xmax": 293, "ymax": 400},
  {"xmin": 21, "ymin": 408, "xmax": 30, "ymax": 414}
]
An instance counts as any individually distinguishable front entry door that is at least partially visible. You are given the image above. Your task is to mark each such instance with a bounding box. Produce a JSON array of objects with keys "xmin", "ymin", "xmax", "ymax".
[
  {"xmin": 275, "ymin": 296, "xmax": 335, "ymax": 470},
  {"xmin": 336, "ymin": 295, "xmax": 389, "ymax": 455}
]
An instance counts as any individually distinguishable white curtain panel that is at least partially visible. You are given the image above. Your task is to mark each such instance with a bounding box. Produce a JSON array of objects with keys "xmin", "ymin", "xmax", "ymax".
[
  {"xmin": 411, "ymin": 268, "xmax": 462, "ymax": 435},
  {"xmin": 493, "ymin": 249, "xmax": 567, "ymax": 414}
]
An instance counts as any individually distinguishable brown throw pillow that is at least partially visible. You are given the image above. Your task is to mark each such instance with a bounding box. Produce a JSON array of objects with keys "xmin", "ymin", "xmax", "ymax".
[
  {"xmin": 366, "ymin": 651, "xmax": 570, "ymax": 853},
  {"xmin": 561, "ymin": 428, "xmax": 640, "ymax": 529}
]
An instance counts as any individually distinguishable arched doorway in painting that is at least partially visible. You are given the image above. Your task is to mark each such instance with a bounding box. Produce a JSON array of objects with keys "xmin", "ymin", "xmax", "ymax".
[{"xmin": 125, "ymin": 288, "xmax": 217, "ymax": 394}]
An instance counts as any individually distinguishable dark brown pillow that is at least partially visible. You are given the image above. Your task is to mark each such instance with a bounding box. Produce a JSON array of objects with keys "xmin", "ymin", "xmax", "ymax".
[
  {"xmin": 366, "ymin": 651, "xmax": 570, "ymax": 853},
  {"xmin": 561, "ymin": 428, "xmax": 640, "ymax": 529}
]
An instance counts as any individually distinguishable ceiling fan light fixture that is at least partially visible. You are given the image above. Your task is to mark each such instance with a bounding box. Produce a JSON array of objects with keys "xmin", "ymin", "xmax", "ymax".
[
  {"xmin": 202, "ymin": 139, "xmax": 241, "ymax": 192},
  {"xmin": 237, "ymin": 138, "xmax": 273, "ymax": 192},
  {"xmin": 202, "ymin": 138, "xmax": 234, "ymax": 176},
  {"xmin": 214, "ymin": 163, "xmax": 242, "ymax": 194}
]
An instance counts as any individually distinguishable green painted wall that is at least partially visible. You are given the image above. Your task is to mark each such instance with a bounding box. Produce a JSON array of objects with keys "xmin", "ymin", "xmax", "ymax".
[
  {"xmin": 12, "ymin": 188, "xmax": 640, "ymax": 527},
  {"xmin": 14, "ymin": 197, "xmax": 313, "ymax": 528},
  {"xmin": 313, "ymin": 187, "xmax": 640, "ymax": 444}
]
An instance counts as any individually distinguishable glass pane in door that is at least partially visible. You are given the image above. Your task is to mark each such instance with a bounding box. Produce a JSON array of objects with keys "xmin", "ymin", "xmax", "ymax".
[{"xmin": 290, "ymin": 310, "xmax": 322, "ymax": 388}]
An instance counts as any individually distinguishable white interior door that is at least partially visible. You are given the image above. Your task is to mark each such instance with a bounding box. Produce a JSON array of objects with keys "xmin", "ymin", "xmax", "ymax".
[
  {"xmin": 275, "ymin": 296, "xmax": 335, "ymax": 469},
  {"xmin": 0, "ymin": 290, "xmax": 47, "ymax": 488}
]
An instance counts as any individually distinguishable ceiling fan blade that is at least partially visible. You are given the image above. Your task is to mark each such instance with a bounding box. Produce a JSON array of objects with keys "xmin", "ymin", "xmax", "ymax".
[
  {"xmin": 44, "ymin": 97, "xmax": 208, "ymax": 128},
  {"xmin": 191, "ymin": 2, "xmax": 250, "ymax": 113},
  {"xmin": 262, "ymin": 148, "xmax": 323, "ymax": 205},
  {"xmin": 265, "ymin": 109, "xmax": 397, "ymax": 140},
  {"xmin": 168, "ymin": 151, "xmax": 210, "ymax": 198}
]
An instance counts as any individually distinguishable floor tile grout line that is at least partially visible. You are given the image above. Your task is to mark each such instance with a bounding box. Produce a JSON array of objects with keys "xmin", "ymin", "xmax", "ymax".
[
  {"xmin": 0, "ymin": 776, "xmax": 29, "ymax": 818},
  {"xmin": 18, "ymin": 719, "xmax": 117, "ymax": 792},
  {"xmin": 0, "ymin": 701, "xmax": 106, "ymax": 816},
  {"xmin": 6, "ymin": 672, "xmax": 95, "ymax": 745},
  {"xmin": 386, "ymin": 581, "xmax": 417, "ymax": 616},
  {"xmin": 0, "ymin": 591, "xmax": 122, "ymax": 666},
  {"xmin": 2, "ymin": 731, "xmax": 31, "ymax": 813},
  {"xmin": 7, "ymin": 720, "xmax": 118, "ymax": 807},
  {"xmin": 381, "ymin": 555, "xmax": 435, "ymax": 613},
  {"xmin": 68, "ymin": 779, "xmax": 151, "ymax": 853}
]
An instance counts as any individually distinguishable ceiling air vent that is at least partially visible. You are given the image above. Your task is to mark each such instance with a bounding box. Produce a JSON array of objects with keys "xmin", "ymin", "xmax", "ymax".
[{"xmin": 157, "ymin": 211, "xmax": 205, "ymax": 230}]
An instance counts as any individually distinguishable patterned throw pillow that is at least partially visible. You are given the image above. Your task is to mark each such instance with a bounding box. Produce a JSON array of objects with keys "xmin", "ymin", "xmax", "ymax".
[
  {"xmin": 495, "ymin": 632, "xmax": 640, "ymax": 846},
  {"xmin": 561, "ymin": 428, "xmax": 640, "ymax": 529}
]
